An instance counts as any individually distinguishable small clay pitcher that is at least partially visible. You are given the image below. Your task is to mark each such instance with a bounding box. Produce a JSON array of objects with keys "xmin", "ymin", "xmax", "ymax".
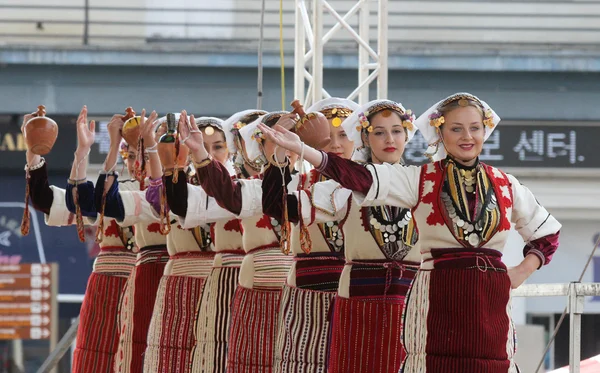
[
  {"xmin": 291, "ymin": 100, "xmax": 331, "ymax": 149},
  {"xmin": 121, "ymin": 107, "xmax": 141, "ymax": 146},
  {"xmin": 24, "ymin": 105, "xmax": 58, "ymax": 155},
  {"xmin": 157, "ymin": 113, "xmax": 178, "ymax": 169}
]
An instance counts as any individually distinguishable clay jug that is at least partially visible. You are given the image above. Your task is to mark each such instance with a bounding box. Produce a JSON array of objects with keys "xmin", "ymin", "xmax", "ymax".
[
  {"xmin": 24, "ymin": 106, "xmax": 58, "ymax": 155},
  {"xmin": 291, "ymin": 100, "xmax": 331, "ymax": 149},
  {"xmin": 157, "ymin": 113, "xmax": 178, "ymax": 169},
  {"xmin": 121, "ymin": 107, "xmax": 141, "ymax": 146}
]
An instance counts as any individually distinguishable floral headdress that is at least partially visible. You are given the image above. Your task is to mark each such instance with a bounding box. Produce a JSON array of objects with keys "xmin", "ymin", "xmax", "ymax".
[
  {"xmin": 354, "ymin": 100, "xmax": 416, "ymax": 134},
  {"xmin": 341, "ymin": 99, "xmax": 419, "ymax": 162},
  {"xmin": 428, "ymin": 94, "xmax": 495, "ymax": 130},
  {"xmin": 414, "ymin": 92, "xmax": 501, "ymax": 162},
  {"xmin": 195, "ymin": 117, "xmax": 224, "ymax": 136}
]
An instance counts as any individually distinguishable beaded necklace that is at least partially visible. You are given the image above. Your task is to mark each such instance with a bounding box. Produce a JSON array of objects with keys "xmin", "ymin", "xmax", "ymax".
[{"xmin": 442, "ymin": 158, "xmax": 500, "ymax": 247}]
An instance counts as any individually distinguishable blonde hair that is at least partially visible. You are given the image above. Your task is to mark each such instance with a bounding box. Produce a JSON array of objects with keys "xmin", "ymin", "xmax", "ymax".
[{"xmin": 437, "ymin": 98, "xmax": 485, "ymax": 121}]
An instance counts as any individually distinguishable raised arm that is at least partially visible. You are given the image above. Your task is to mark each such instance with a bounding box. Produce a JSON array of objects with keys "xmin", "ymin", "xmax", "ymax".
[
  {"xmin": 65, "ymin": 106, "xmax": 97, "ymax": 218},
  {"xmin": 262, "ymin": 159, "xmax": 299, "ymax": 223},
  {"xmin": 69, "ymin": 106, "xmax": 94, "ymax": 183},
  {"xmin": 294, "ymin": 179, "xmax": 351, "ymax": 226},
  {"xmin": 178, "ymin": 112, "xmax": 244, "ymax": 215},
  {"xmin": 164, "ymin": 169, "xmax": 188, "ymax": 217},
  {"xmin": 196, "ymin": 159, "xmax": 243, "ymax": 215},
  {"xmin": 22, "ymin": 109, "xmax": 51, "ymax": 214},
  {"xmin": 257, "ymin": 123, "xmax": 420, "ymax": 209}
]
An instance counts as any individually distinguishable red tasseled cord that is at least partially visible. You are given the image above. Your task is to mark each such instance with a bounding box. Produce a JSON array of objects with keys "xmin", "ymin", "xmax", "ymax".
[
  {"xmin": 73, "ymin": 186, "xmax": 86, "ymax": 243},
  {"xmin": 136, "ymin": 137, "xmax": 146, "ymax": 190},
  {"xmin": 95, "ymin": 180, "xmax": 108, "ymax": 243},
  {"xmin": 279, "ymin": 182, "xmax": 291, "ymax": 255},
  {"xmin": 159, "ymin": 182, "xmax": 171, "ymax": 235},
  {"xmin": 172, "ymin": 120, "xmax": 181, "ymax": 184},
  {"xmin": 297, "ymin": 173, "xmax": 313, "ymax": 254},
  {"xmin": 20, "ymin": 170, "xmax": 31, "ymax": 236}
]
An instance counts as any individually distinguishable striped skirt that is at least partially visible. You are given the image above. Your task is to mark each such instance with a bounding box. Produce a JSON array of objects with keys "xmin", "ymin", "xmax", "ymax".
[
  {"xmin": 401, "ymin": 249, "xmax": 518, "ymax": 373},
  {"xmin": 114, "ymin": 247, "xmax": 169, "ymax": 373},
  {"xmin": 273, "ymin": 284, "xmax": 336, "ymax": 373},
  {"xmin": 328, "ymin": 261, "xmax": 418, "ymax": 373},
  {"xmin": 72, "ymin": 249, "xmax": 136, "ymax": 373},
  {"xmin": 190, "ymin": 251, "xmax": 244, "ymax": 373},
  {"xmin": 252, "ymin": 246, "xmax": 294, "ymax": 290},
  {"xmin": 143, "ymin": 252, "xmax": 215, "ymax": 373},
  {"xmin": 226, "ymin": 286, "xmax": 283, "ymax": 373}
]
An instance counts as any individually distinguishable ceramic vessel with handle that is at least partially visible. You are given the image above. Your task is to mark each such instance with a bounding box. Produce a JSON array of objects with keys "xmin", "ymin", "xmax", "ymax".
[
  {"xmin": 291, "ymin": 100, "xmax": 331, "ymax": 149},
  {"xmin": 24, "ymin": 105, "xmax": 58, "ymax": 155}
]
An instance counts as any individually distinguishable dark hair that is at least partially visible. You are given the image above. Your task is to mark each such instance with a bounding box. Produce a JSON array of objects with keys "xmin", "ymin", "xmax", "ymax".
[
  {"xmin": 366, "ymin": 109, "xmax": 408, "ymax": 137},
  {"xmin": 239, "ymin": 112, "xmax": 266, "ymax": 126},
  {"xmin": 262, "ymin": 111, "xmax": 290, "ymax": 128}
]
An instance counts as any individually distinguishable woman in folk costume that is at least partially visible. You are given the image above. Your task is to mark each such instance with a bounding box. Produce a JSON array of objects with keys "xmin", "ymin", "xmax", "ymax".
[
  {"xmin": 259, "ymin": 98, "xmax": 359, "ymax": 373},
  {"xmin": 66, "ymin": 110, "xmax": 168, "ymax": 373},
  {"xmin": 21, "ymin": 106, "xmax": 137, "ymax": 373},
  {"xmin": 144, "ymin": 113, "xmax": 240, "ymax": 373},
  {"xmin": 264, "ymin": 99, "xmax": 422, "ymax": 373},
  {"xmin": 135, "ymin": 114, "xmax": 236, "ymax": 372},
  {"xmin": 185, "ymin": 110, "xmax": 265, "ymax": 373},
  {"xmin": 176, "ymin": 111, "xmax": 297, "ymax": 373},
  {"xmin": 260, "ymin": 92, "xmax": 562, "ymax": 373}
]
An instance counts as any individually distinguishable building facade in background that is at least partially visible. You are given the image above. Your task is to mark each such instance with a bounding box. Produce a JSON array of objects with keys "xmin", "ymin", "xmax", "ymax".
[{"xmin": 0, "ymin": 0, "xmax": 599, "ymax": 370}]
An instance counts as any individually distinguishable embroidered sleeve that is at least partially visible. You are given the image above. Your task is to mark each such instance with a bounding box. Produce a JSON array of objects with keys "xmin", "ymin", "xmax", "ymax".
[
  {"xmin": 177, "ymin": 183, "xmax": 237, "ymax": 229},
  {"xmin": 509, "ymin": 174, "xmax": 562, "ymax": 240},
  {"xmin": 28, "ymin": 161, "xmax": 53, "ymax": 215},
  {"xmin": 165, "ymin": 170, "xmax": 188, "ymax": 217},
  {"xmin": 262, "ymin": 164, "xmax": 300, "ymax": 223},
  {"xmin": 28, "ymin": 160, "xmax": 94, "ymax": 226},
  {"xmin": 508, "ymin": 174, "xmax": 561, "ymax": 267},
  {"xmin": 145, "ymin": 177, "xmax": 166, "ymax": 215},
  {"xmin": 66, "ymin": 181, "xmax": 97, "ymax": 218},
  {"xmin": 523, "ymin": 231, "xmax": 560, "ymax": 268},
  {"xmin": 321, "ymin": 153, "xmax": 420, "ymax": 209},
  {"xmin": 197, "ymin": 159, "xmax": 243, "ymax": 215},
  {"xmin": 93, "ymin": 174, "xmax": 125, "ymax": 222},
  {"xmin": 294, "ymin": 180, "xmax": 351, "ymax": 226},
  {"xmin": 320, "ymin": 152, "xmax": 373, "ymax": 194},
  {"xmin": 116, "ymin": 189, "xmax": 160, "ymax": 227}
]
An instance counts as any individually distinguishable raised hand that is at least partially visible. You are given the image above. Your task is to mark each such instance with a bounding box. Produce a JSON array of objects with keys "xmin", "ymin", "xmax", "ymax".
[
  {"xmin": 155, "ymin": 120, "xmax": 167, "ymax": 141},
  {"xmin": 106, "ymin": 114, "xmax": 125, "ymax": 147},
  {"xmin": 75, "ymin": 106, "xmax": 95, "ymax": 156},
  {"xmin": 257, "ymin": 123, "xmax": 302, "ymax": 155},
  {"xmin": 139, "ymin": 109, "xmax": 159, "ymax": 146},
  {"xmin": 178, "ymin": 111, "xmax": 204, "ymax": 152},
  {"xmin": 178, "ymin": 111, "xmax": 210, "ymax": 162},
  {"xmin": 21, "ymin": 112, "xmax": 39, "ymax": 165},
  {"xmin": 274, "ymin": 113, "xmax": 299, "ymax": 131},
  {"xmin": 20, "ymin": 112, "xmax": 35, "ymax": 134}
]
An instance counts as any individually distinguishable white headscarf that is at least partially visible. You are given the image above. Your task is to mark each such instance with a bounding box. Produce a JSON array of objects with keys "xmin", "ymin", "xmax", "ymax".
[
  {"xmin": 194, "ymin": 117, "xmax": 224, "ymax": 133},
  {"xmin": 222, "ymin": 109, "xmax": 268, "ymax": 154},
  {"xmin": 238, "ymin": 115, "xmax": 267, "ymax": 165},
  {"xmin": 306, "ymin": 97, "xmax": 361, "ymax": 115},
  {"xmin": 342, "ymin": 99, "xmax": 418, "ymax": 162},
  {"xmin": 414, "ymin": 92, "xmax": 501, "ymax": 162}
]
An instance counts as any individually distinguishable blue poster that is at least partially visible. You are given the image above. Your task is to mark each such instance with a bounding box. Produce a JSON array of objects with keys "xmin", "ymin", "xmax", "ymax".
[{"xmin": 0, "ymin": 174, "xmax": 92, "ymax": 296}]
